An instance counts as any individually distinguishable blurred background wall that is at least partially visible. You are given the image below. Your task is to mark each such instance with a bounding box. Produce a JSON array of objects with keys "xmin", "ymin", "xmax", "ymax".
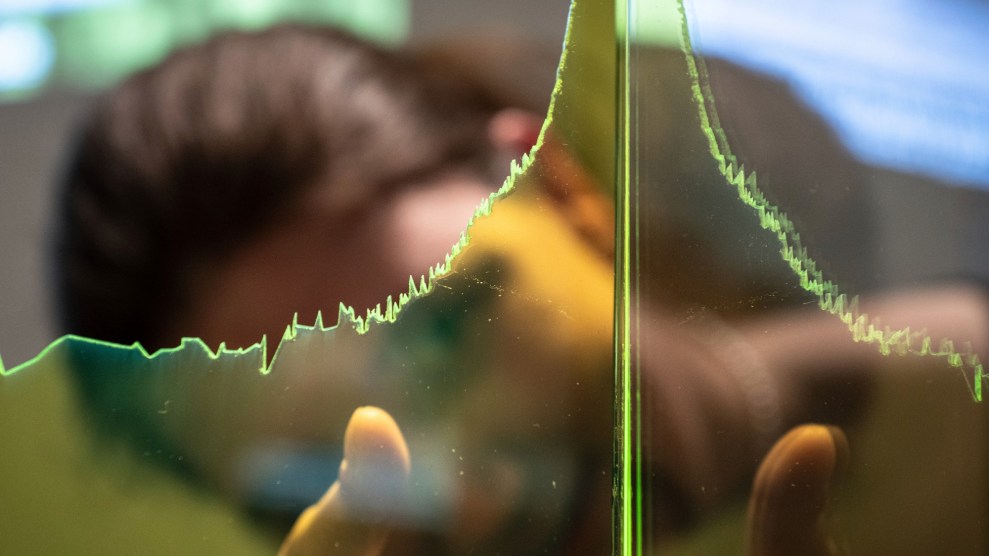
[{"xmin": 0, "ymin": 0, "xmax": 570, "ymax": 366}]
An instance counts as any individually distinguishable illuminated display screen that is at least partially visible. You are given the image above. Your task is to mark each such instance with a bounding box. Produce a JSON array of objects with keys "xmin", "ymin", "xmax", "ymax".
[{"xmin": 685, "ymin": 0, "xmax": 989, "ymax": 188}]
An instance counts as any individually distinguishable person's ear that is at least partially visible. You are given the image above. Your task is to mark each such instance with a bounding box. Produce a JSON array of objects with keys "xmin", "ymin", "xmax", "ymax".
[
  {"xmin": 488, "ymin": 108, "xmax": 544, "ymax": 157},
  {"xmin": 488, "ymin": 108, "xmax": 615, "ymax": 259}
]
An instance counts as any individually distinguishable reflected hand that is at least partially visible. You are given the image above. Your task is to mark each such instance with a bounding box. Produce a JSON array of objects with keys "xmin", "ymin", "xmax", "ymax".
[
  {"xmin": 747, "ymin": 424, "xmax": 849, "ymax": 556},
  {"xmin": 279, "ymin": 407, "xmax": 411, "ymax": 556}
]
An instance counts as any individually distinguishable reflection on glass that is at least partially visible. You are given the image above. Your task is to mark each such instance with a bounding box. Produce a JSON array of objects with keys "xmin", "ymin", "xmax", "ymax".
[
  {"xmin": 621, "ymin": 0, "xmax": 988, "ymax": 553},
  {"xmin": 0, "ymin": 1, "xmax": 619, "ymax": 554},
  {"xmin": 8, "ymin": 0, "xmax": 986, "ymax": 552}
]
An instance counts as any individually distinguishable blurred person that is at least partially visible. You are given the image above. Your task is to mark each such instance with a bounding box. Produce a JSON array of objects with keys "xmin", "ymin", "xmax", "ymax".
[
  {"xmin": 50, "ymin": 22, "xmax": 989, "ymax": 555},
  {"xmin": 54, "ymin": 23, "xmax": 617, "ymax": 553}
]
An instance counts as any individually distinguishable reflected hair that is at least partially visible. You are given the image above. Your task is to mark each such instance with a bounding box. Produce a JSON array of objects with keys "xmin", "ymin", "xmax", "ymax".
[{"xmin": 54, "ymin": 24, "xmax": 500, "ymax": 351}]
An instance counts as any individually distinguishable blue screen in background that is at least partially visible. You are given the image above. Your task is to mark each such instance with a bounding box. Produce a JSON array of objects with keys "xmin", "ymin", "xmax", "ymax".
[
  {"xmin": 0, "ymin": 0, "xmax": 129, "ymax": 16},
  {"xmin": 0, "ymin": 19, "xmax": 55, "ymax": 91},
  {"xmin": 685, "ymin": 0, "xmax": 989, "ymax": 189},
  {"xmin": 0, "ymin": 0, "xmax": 408, "ymax": 101}
]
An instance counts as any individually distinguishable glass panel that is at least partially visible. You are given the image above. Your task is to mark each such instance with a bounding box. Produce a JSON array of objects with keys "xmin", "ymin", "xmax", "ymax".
[
  {"xmin": 621, "ymin": 0, "xmax": 989, "ymax": 553},
  {"xmin": 1, "ymin": 1, "xmax": 618, "ymax": 553}
]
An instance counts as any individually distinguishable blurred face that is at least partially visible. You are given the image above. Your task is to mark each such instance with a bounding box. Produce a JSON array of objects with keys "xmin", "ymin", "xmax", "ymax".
[
  {"xmin": 166, "ymin": 172, "xmax": 494, "ymax": 351},
  {"xmin": 166, "ymin": 110, "xmax": 552, "ymax": 352},
  {"xmin": 147, "ymin": 125, "xmax": 623, "ymax": 552}
]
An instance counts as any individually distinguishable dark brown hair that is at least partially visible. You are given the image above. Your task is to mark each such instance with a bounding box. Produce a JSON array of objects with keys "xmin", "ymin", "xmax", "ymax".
[{"xmin": 55, "ymin": 24, "xmax": 501, "ymax": 350}]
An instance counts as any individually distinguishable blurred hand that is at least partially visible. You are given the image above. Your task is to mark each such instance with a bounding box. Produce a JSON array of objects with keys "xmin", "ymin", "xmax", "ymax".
[
  {"xmin": 280, "ymin": 414, "xmax": 849, "ymax": 556},
  {"xmin": 747, "ymin": 424, "xmax": 849, "ymax": 556},
  {"xmin": 279, "ymin": 407, "xmax": 411, "ymax": 556}
]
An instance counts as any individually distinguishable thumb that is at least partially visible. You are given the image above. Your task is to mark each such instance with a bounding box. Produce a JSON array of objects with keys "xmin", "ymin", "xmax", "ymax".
[
  {"xmin": 279, "ymin": 406, "xmax": 411, "ymax": 556},
  {"xmin": 747, "ymin": 424, "xmax": 848, "ymax": 556}
]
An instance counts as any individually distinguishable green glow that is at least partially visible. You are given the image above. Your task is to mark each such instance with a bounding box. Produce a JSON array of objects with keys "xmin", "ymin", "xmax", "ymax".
[
  {"xmin": 619, "ymin": 0, "xmax": 987, "ymax": 552},
  {"xmin": 672, "ymin": 2, "xmax": 985, "ymax": 401},
  {"xmin": 57, "ymin": 3, "xmax": 174, "ymax": 87},
  {"xmin": 209, "ymin": 0, "xmax": 286, "ymax": 30},
  {"xmin": 617, "ymin": 0, "xmax": 632, "ymax": 553},
  {"xmin": 0, "ymin": 94, "xmax": 544, "ymax": 380},
  {"xmin": 4, "ymin": 0, "xmax": 982, "ymax": 553},
  {"xmin": 1, "ymin": 4, "xmax": 616, "ymax": 550},
  {"xmin": 623, "ymin": 0, "xmax": 679, "ymax": 47},
  {"xmin": 345, "ymin": 0, "xmax": 408, "ymax": 45},
  {"xmin": 1, "ymin": 0, "xmax": 569, "ymax": 379},
  {"xmin": 2, "ymin": 0, "xmax": 410, "ymax": 100}
]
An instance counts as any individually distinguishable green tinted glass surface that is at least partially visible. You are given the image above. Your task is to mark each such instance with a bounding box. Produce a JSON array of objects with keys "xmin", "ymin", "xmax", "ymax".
[
  {"xmin": 620, "ymin": 0, "xmax": 989, "ymax": 553},
  {"xmin": 9, "ymin": 0, "xmax": 985, "ymax": 552},
  {"xmin": 0, "ymin": 1, "xmax": 620, "ymax": 553}
]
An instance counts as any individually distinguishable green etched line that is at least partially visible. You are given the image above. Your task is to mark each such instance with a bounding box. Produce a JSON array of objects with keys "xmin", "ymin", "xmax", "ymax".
[
  {"xmin": 0, "ymin": 156, "xmax": 525, "ymax": 374},
  {"xmin": 617, "ymin": 78, "xmax": 634, "ymax": 556},
  {"xmin": 673, "ymin": 0, "xmax": 985, "ymax": 401},
  {"xmin": 0, "ymin": 2, "xmax": 581, "ymax": 379},
  {"xmin": 345, "ymin": 0, "xmax": 581, "ymax": 338},
  {"xmin": 615, "ymin": 0, "xmax": 642, "ymax": 556},
  {"xmin": 616, "ymin": 0, "xmax": 634, "ymax": 552},
  {"xmin": 620, "ymin": 0, "xmax": 647, "ymax": 552}
]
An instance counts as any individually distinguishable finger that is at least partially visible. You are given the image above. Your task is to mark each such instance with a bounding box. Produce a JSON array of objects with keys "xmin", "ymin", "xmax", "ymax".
[
  {"xmin": 279, "ymin": 406, "xmax": 411, "ymax": 556},
  {"xmin": 747, "ymin": 424, "xmax": 849, "ymax": 556}
]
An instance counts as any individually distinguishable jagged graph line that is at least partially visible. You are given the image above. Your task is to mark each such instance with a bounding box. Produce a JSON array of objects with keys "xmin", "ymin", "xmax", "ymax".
[
  {"xmin": 0, "ymin": 4, "xmax": 575, "ymax": 379},
  {"xmin": 0, "ymin": 139, "xmax": 542, "ymax": 378},
  {"xmin": 675, "ymin": 1, "xmax": 984, "ymax": 401}
]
